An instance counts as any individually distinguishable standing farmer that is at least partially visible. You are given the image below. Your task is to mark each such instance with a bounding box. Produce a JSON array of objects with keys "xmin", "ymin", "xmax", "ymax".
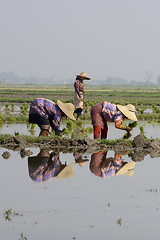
[
  {"xmin": 29, "ymin": 98, "xmax": 76, "ymax": 136},
  {"xmin": 90, "ymin": 101, "xmax": 137, "ymax": 139},
  {"xmin": 74, "ymin": 72, "xmax": 91, "ymax": 120}
]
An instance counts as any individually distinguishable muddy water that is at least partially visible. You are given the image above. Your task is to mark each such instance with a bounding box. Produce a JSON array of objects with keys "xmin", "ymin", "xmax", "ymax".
[
  {"xmin": 0, "ymin": 147, "xmax": 160, "ymax": 240},
  {"xmin": 0, "ymin": 121, "xmax": 160, "ymax": 140}
]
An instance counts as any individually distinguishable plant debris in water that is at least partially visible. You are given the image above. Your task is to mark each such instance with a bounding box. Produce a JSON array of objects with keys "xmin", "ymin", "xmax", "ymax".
[{"xmin": 3, "ymin": 209, "xmax": 23, "ymax": 221}]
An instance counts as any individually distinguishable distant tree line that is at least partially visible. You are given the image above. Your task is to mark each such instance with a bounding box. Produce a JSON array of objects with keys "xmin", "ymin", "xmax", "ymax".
[{"xmin": 1, "ymin": 71, "xmax": 160, "ymax": 86}]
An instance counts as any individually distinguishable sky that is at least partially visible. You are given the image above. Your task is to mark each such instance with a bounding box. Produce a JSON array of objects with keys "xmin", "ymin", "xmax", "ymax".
[{"xmin": 0, "ymin": 0, "xmax": 160, "ymax": 83}]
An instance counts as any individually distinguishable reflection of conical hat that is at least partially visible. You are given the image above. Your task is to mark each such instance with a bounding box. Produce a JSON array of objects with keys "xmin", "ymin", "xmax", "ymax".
[
  {"xmin": 117, "ymin": 104, "xmax": 138, "ymax": 121},
  {"xmin": 77, "ymin": 160, "xmax": 88, "ymax": 167},
  {"xmin": 116, "ymin": 161, "xmax": 135, "ymax": 177},
  {"xmin": 56, "ymin": 162, "xmax": 75, "ymax": 181},
  {"xmin": 76, "ymin": 72, "xmax": 91, "ymax": 80},
  {"xmin": 57, "ymin": 100, "xmax": 76, "ymax": 121}
]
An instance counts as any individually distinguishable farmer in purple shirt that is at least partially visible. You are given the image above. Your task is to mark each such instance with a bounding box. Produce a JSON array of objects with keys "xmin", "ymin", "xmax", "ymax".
[{"xmin": 29, "ymin": 98, "xmax": 76, "ymax": 136}]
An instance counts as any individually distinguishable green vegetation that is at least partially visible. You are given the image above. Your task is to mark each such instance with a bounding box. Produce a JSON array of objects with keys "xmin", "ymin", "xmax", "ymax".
[
  {"xmin": 0, "ymin": 102, "xmax": 160, "ymax": 124},
  {"xmin": 0, "ymin": 134, "xmax": 135, "ymax": 146},
  {"xmin": 20, "ymin": 232, "xmax": 27, "ymax": 240},
  {"xmin": 1, "ymin": 85, "xmax": 160, "ymax": 106},
  {"xmin": 3, "ymin": 208, "xmax": 22, "ymax": 221},
  {"xmin": 99, "ymin": 138, "xmax": 133, "ymax": 146},
  {"xmin": 4, "ymin": 209, "xmax": 12, "ymax": 221},
  {"xmin": 0, "ymin": 85, "xmax": 160, "ymax": 124}
]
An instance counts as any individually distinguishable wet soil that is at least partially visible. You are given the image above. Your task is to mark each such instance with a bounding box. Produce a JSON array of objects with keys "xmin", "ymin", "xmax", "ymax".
[{"xmin": 1, "ymin": 134, "xmax": 160, "ymax": 162}]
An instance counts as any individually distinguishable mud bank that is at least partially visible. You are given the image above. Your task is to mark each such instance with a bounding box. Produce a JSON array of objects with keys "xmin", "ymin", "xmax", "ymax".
[{"xmin": 1, "ymin": 134, "xmax": 160, "ymax": 161}]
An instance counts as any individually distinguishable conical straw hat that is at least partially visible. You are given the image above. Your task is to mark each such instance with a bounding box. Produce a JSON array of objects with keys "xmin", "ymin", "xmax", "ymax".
[
  {"xmin": 116, "ymin": 161, "xmax": 135, "ymax": 177},
  {"xmin": 57, "ymin": 100, "xmax": 76, "ymax": 121},
  {"xmin": 76, "ymin": 72, "xmax": 91, "ymax": 80},
  {"xmin": 117, "ymin": 104, "xmax": 138, "ymax": 121},
  {"xmin": 56, "ymin": 161, "xmax": 75, "ymax": 181}
]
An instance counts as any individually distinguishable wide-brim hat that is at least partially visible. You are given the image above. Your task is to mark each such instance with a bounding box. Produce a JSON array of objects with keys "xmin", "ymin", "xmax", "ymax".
[
  {"xmin": 57, "ymin": 100, "xmax": 76, "ymax": 121},
  {"xmin": 117, "ymin": 104, "xmax": 138, "ymax": 121},
  {"xmin": 76, "ymin": 72, "xmax": 91, "ymax": 80},
  {"xmin": 56, "ymin": 161, "xmax": 75, "ymax": 181},
  {"xmin": 116, "ymin": 161, "xmax": 136, "ymax": 177}
]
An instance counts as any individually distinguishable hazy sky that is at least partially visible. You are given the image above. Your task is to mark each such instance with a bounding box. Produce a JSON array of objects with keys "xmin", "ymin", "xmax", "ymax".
[{"xmin": 0, "ymin": 0, "xmax": 160, "ymax": 82}]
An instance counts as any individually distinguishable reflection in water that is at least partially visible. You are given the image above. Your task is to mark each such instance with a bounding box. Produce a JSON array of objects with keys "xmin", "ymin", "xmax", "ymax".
[
  {"xmin": 28, "ymin": 150, "xmax": 89, "ymax": 182},
  {"xmin": 28, "ymin": 149, "xmax": 135, "ymax": 182},
  {"xmin": 73, "ymin": 152, "xmax": 89, "ymax": 167},
  {"xmin": 2, "ymin": 151, "xmax": 11, "ymax": 160},
  {"xmin": 28, "ymin": 150, "xmax": 67, "ymax": 182},
  {"xmin": 90, "ymin": 150, "xmax": 135, "ymax": 178}
]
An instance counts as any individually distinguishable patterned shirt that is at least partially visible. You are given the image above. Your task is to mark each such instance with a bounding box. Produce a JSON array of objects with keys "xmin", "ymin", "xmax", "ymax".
[
  {"xmin": 101, "ymin": 154, "xmax": 123, "ymax": 178},
  {"xmin": 29, "ymin": 155, "xmax": 63, "ymax": 182},
  {"xmin": 91, "ymin": 101, "xmax": 124, "ymax": 128},
  {"xmin": 74, "ymin": 79, "xmax": 84, "ymax": 98},
  {"xmin": 90, "ymin": 151, "xmax": 122, "ymax": 178},
  {"xmin": 102, "ymin": 101, "xmax": 124, "ymax": 124},
  {"xmin": 29, "ymin": 98, "xmax": 63, "ymax": 130}
]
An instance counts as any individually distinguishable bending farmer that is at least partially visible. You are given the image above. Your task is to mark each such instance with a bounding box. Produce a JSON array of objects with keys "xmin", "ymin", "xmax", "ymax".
[
  {"xmin": 29, "ymin": 98, "xmax": 76, "ymax": 136},
  {"xmin": 90, "ymin": 101, "xmax": 137, "ymax": 139},
  {"xmin": 74, "ymin": 72, "xmax": 91, "ymax": 120}
]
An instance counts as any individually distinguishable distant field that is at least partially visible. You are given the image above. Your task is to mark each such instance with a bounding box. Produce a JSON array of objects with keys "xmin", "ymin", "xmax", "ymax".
[
  {"xmin": 0, "ymin": 85, "xmax": 160, "ymax": 106},
  {"xmin": 1, "ymin": 85, "xmax": 160, "ymax": 123}
]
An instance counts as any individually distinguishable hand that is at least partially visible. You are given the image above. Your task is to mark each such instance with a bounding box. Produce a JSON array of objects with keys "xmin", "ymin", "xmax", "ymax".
[{"xmin": 80, "ymin": 95, "xmax": 83, "ymax": 101}]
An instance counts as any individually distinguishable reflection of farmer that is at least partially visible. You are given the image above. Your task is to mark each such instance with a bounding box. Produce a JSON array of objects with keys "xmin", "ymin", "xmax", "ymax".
[
  {"xmin": 90, "ymin": 150, "xmax": 135, "ymax": 178},
  {"xmin": 90, "ymin": 101, "xmax": 138, "ymax": 139},
  {"xmin": 28, "ymin": 150, "xmax": 66, "ymax": 182},
  {"xmin": 73, "ymin": 152, "xmax": 89, "ymax": 167},
  {"xmin": 74, "ymin": 72, "xmax": 91, "ymax": 120},
  {"xmin": 29, "ymin": 98, "xmax": 76, "ymax": 136}
]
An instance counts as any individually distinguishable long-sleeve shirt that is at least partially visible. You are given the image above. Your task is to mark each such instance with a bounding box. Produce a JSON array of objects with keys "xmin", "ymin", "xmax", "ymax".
[
  {"xmin": 90, "ymin": 151, "xmax": 122, "ymax": 178},
  {"xmin": 28, "ymin": 154, "xmax": 63, "ymax": 182},
  {"xmin": 91, "ymin": 101, "xmax": 124, "ymax": 129},
  {"xmin": 74, "ymin": 79, "xmax": 84, "ymax": 98},
  {"xmin": 101, "ymin": 154, "xmax": 123, "ymax": 178},
  {"xmin": 29, "ymin": 98, "xmax": 63, "ymax": 130}
]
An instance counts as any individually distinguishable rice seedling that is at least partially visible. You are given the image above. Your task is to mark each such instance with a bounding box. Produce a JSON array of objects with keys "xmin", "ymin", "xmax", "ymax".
[
  {"xmin": 75, "ymin": 120, "xmax": 83, "ymax": 127},
  {"xmin": 117, "ymin": 218, "xmax": 122, "ymax": 226},
  {"xmin": 140, "ymin": 126, "xmax": 144, "ymax": 134},
  {"xmin": 71, "ymin": 131, "xmax": 75, "ymax": 138},
  {"xmin": 23, "ymin": 102, "xmax": 29, "ymax": 111},
  {"xmin": 66, "ymin": 120, "xmax": 73, "ymax": 130},
  {"xmin": 62, "ymin": 128, "xmax": 71, "ymax": 136},
  {"xmin": 0, "ymin": 111, "xmax": 5, "ymax": 122},
  {"xmin": 6, "ymin": 110, "xmax": 11, "ymax": 116},
  {"xmin": 11, "ymin": 103, "xmax": 15, "ymax": 111},
  {"xmin": 7, "ymin": 116, "xmax": 16, "ymax": 123},
  {"xmin": 4, "ymin": 103, "xmax": 10, "ymax": 111},
  {"xmin": 14, "ymin": 131, "xmax": 19, "ymax": 136},
  {"xmin": 4, "ymin": 209, "xmax": 12, "ymax": 221},
  {"xmin": 128, "ymin": 121, "xmax": 137, "ymax": 129},
  {"xmin": 123, "ymin": 132, "xmax": 132, "ymax": 139},
  {"xmin": 28, "ymin": 124, "xmax": 36, "ymax": 135},
  {"xmin": 19, "ymin": 232, "xmax": 27, "ymax": 240},
  {"xmin": 85, "ymin": 126, "xmax": 93, "ymax": 133}
]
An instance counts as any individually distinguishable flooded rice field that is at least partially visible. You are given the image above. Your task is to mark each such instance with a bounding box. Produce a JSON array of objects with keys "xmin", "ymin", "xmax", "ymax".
[
  {"xmin": 1, "ymin": 145, "xmax": 160, "ymax": 240},
  {"xmin": 0, "ymin": 120, "xmax": 160, "ymax": 140},
  {"xmin": 1, "ymin": 120, "xmax": 160, "ymax": 239}
]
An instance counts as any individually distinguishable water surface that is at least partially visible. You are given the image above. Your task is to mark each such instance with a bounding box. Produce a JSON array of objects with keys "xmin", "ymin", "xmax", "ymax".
[
  {"xmin": 0, "ymin": 147, "xmax": 160, "ymax": 239},
  {"xmin": 0, "ymin": 121, "xmax": 160, "ymax": 140}
]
